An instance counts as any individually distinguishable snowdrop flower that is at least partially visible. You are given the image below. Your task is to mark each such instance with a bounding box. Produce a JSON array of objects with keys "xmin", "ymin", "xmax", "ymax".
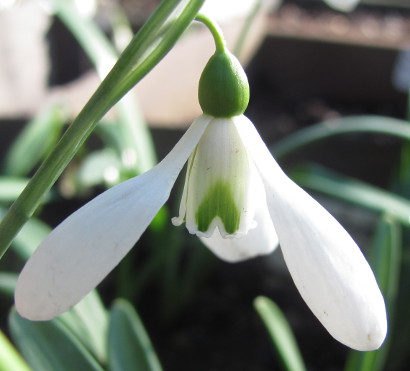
[{"xmin": 15, "ymin": 28, "xmax": 386, "ymax": 352}]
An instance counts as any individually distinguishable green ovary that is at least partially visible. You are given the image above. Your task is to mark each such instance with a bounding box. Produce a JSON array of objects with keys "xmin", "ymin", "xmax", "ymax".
[{"xmin": 195, "ymin": 180, "xmax": 240, "ymax": 234}]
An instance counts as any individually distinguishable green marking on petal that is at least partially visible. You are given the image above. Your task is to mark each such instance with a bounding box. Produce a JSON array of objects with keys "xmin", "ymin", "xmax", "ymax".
[{"xmin": 195, "ymin": 180, "xmax": 240, "ymax": 234}]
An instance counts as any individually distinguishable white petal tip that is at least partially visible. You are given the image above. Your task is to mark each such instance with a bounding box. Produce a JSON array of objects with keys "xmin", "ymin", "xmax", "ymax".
[
  {"xmin": 14, "ymin": 296, "xmax": 56, "ymax": 322},
  {"xmin": 349, "ymin": 318, "xmax": 388, "ymax": 351},
  {"xmin": 326, "ymin": 300, "xmax": 388, "ymax": 351},
  {"xmin": 347, "ymin": 330, "xmax": 387, "ymax": 351}
]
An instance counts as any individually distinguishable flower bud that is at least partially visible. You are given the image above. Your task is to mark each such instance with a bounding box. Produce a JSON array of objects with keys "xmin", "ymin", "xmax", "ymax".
[{"xmin": 198, "ymin": 51, "xmax": 250, "ymax": 117}]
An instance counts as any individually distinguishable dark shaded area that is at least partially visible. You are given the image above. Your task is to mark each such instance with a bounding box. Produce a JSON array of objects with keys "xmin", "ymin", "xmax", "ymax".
[{"xmin": 47, "ymin": 17, "xmax": 92, "ymax": 86}]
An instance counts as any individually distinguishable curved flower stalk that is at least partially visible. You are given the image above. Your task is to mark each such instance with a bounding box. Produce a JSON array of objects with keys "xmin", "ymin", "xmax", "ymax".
[{"xmin": 15, "ymin": 15, "xmax": 386, "ymax": 352}]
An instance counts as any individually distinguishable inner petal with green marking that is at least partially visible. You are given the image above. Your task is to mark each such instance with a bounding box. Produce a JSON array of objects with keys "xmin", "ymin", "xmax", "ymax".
[
  {"xmin": 172, "ymin": 116, "xmax": 258, "ymax": 238},
  {"xmin": 196, "ymin": 180, "xmax": 240, "ymax": 234}
]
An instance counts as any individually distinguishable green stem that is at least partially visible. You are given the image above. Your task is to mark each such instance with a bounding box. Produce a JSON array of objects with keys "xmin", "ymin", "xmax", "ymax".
[
  {"xmin": 195, "ymin": 13, "xmax": 226, "ymax": 52},
  {"xmin": 0, "ymin": 0, "xmax": 205, "ymax": 258}
]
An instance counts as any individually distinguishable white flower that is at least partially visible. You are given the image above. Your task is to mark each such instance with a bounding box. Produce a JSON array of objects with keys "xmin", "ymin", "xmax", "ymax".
[{"xmin": 15, "ymin": 113, "xmax": 386, "ymax": 351}]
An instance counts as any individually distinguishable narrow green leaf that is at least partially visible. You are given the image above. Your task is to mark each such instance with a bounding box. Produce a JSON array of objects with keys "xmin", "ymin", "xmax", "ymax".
[
  {"xmin": 0, "ymin": 207, "xmax": 50, "ymax": 260},
  {"xmin": 4, "ymin": 105, "xmax": 63, "ymax": 177},
  {"xmin": 108, "ymin": 299, "xmax": 162, "ymax": 371},
  {"xmin": 0, "ymin": 177, "xmax": 28, "ymax": 203},
  {"xmin": 345, "ymin": 216, "xmax": 401, "ymax": 371},
  {"xmin": 368, "ymin": 216, "xmax": 402, "ymax": 308},
  {"xmin": 254, "ymin": 296, "xmax": 306, "ymax": 371},
  {"xmin": 233, "ymin": 0, "xmax": 262, "ymax": 57},
  {"xmin": 0, "ymin": 330, "xmax": 31, "ymax": 371},
  {"xmin": 76, "ymin": 149, "xmax": 122, "ymax": 189},
  {"xmin": 9, "ymin": 309, "xmax": 104, "ymax": 371},
  {"xmin": 12, "ymin": 217, "xmax": 51, "ymax": 260},
  {"xmin": 115, "ymin": 95, "xmax": 156, "ymax": 175},
  {"xmin": 323, "ymin": 0, "xmax": 359, "ymax": 12},
  {"xmin": 0, "ymin": 272, "xmax": 18, "ymax": 297},
  {"xmin": 52, "ymin": 0, "xmax": 157, "ymax": 174},
  {"xmin": 59, "ymin": 290, "xmax": 108, "ymax": 364},
  {"xmin": 272, "ymin": 116, "xmax": 410, "ymax": 160},
  {"xmin": 289, "ymin": 164, "xmax": 410, "ymax": 226}
]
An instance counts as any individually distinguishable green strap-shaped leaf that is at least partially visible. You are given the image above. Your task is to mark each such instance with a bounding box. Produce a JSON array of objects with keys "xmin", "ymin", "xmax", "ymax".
[
  {"xmin": 108, "ymin": 299, "xmax": 162, "ymax": 371},
  {"xmin": 0, "ymin": 272, "xmax": 18, "ymax": 297},
  {"xmin": 323, "ymin": 0, "xmax": 359, "ymax": 12},
  {"xmin": 52, "ymin": 0, "xmax": 157, "ymax": 175},
  {"xmin": 3, "ymin": 105, "xmax": 63, "ymax": 177},
  {"xmin": 344, "ymin": 216, "xmax": 401, "ymax": 371},
  {"xmin": 9, "ymin": 309, "xmax": 104, "ymax": 371},
  {"xmin": 254, "ymin": 296, "xmax": 307, "ymax": 371},
  {"xmin": 0, "ymin": 330, "xmax": 31, "ymax": 371},
  {"xmin": 0, "ymin": 207, "xmax": 51, "ymax": 261},
  {"xmin": 0, "ymin": 177, "xmax": 28, "ymax": 203},
  {"xmin": 59, "ymin": 290, "xmax": 109, "ymax": 364},
  {"xmin": 76, "ymin": 149, "xmax": 122, "ymax": 189},
  {"xmin": 289, "ymin": 164, "xmax": 410, "ymax": 226},
  {"xmin": 272, "ymin": 116, "xmax": 410, "ymax": 160}
]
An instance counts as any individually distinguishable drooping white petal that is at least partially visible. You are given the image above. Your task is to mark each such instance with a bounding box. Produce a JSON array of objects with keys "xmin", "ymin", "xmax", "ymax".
[
  {"xmin": 235, "ymin": 115, "xmax": 387, "ymax": 351},
  {"xmin": 15, "ymin": 115, "xmax": 212, "ymax": 321},
  {"xmin": 200, "ymin": 161, "xmax": 278, "ymax": 262}
]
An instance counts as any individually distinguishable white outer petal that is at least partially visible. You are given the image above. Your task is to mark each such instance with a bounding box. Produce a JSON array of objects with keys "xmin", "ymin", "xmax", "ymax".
[
  {"xmin": 15, "ymin": 115, "xmax": 212, "ymax": 321},
  {"xmin": 235, "ymin": 115, "xmax": 387, "ymax": 351},
  {"xmin": 200, "ymin": 161, "xmax": 278, "ymax": 262}
]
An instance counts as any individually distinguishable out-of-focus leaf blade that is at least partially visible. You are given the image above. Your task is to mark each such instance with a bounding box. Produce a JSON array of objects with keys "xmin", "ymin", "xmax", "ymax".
[
  {"xmin": 12, "ymin": 217, "xmax": 51, "ymax": 260},
  {"xmin": 289, "ymin": 164, "xmax": 410, "ymax": 226},
  {"xmin": 0, "ymin": 207, "xmax": 50, "ymax": 260},
  {"xmin": 0, "ymin": 177, "xmax": 28, "ymax": 203},
  {"xmin": 59, "ymin": 290, "xmax": 108, "ymax": 364},
  {"xmin": 323, "ymin": 0, "xmax": 359, "ymax": 12},
  {"xmin": 345, "ymin": 216, "xmax": 401, "ymax": 371},
  {"xmin": 0, "ymin": 272, "xmax": 18, "ymax": 297},
  {"xmin": 108, "ymin": 299, "xmax": 162, "ymax": 371},
  {"xmin": 254, "ymin": 296, "xmax": 306, "ymax": 371},
  {"xmin": 369, "ymin": 216, "xmax": 401, "ymax": 307},
  {"xmin": 0, "ymin": 330, "xmax": 31, "ymax": 371},
  {"xmin": 4, "ymin": 105, "xmax": 63, "ymax": 177},
  {"xmin": 9, "ymin": 309, "xmax": 104, "ymax": 371},
  {"xmin": 272, "ymin": 116, "xmax": 410, "ymax": 160},
  {"xmin": 76, "ymin": 149, "xmax": 122, "ymax": 189},
  {"xmin": 53, "ymin": 0, "xmax": 157, "ymax": 175}
]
